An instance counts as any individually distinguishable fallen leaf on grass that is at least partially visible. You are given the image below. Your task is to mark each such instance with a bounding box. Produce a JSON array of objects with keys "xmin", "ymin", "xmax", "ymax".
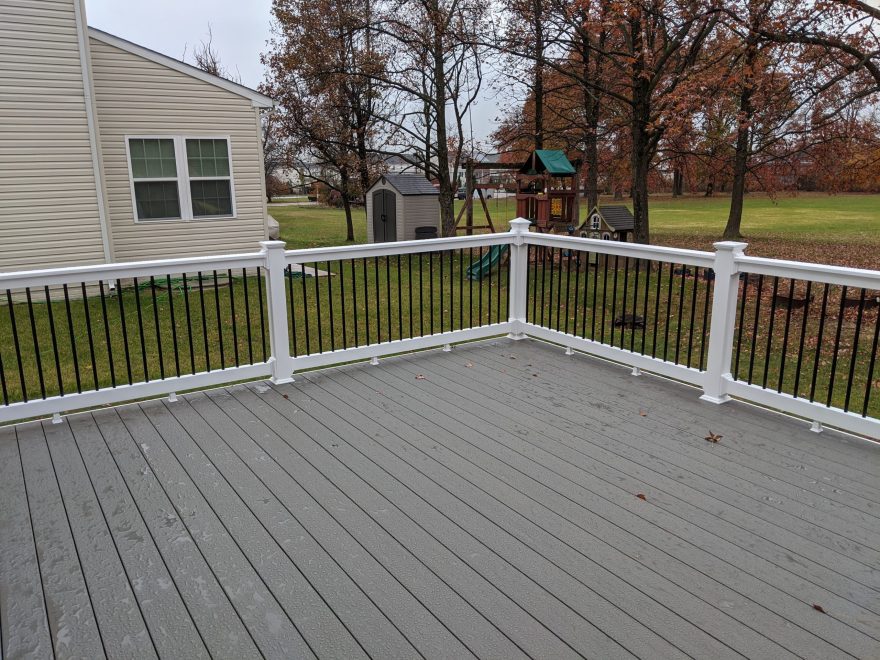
[
  {"xmin": 812, "ymin": 604, "xmax": 826, "ymax": 614},
  {"xmin": 415, "ymin": 374, "xmax": 427, "ymax": 380},
  {"xmin": 705, "ymin": 431, "xmax": 722, "ymax": 443},
  {"xmin": 636, "ymin": 493, "xmax": 647, "ymax": 501}
]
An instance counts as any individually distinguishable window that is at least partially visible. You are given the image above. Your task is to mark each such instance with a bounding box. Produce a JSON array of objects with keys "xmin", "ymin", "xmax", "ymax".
[
  {"xmin": 129, "ymin": 138, "xmax": 181, "ymax": 220},
  {"xmin": 127, "ymin": 136, "xmax": 235, "ymax": 221},
  {"xmin": 186, "ymin": 139, "xmax": 233, "ymax": 217}
]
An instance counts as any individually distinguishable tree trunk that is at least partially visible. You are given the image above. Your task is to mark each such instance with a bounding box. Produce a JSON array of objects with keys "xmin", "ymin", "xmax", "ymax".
[
  {"xmin": 340, "ymin": 170, "xmax": 355, "ymax": 242},
  {"xmin": 629, "ymin": 14, "xmax": 650, "ymax": 244},
  {"xmin": 533, "ymin": 0, "xmax": 544, "ymax": 150},
  {"xmin": 432, "ymin": 17, "xmax": 454, "ymax": 236},
  {"xmin": 672, "ymin": 167, "xmax": 683, "ymax": 196}
]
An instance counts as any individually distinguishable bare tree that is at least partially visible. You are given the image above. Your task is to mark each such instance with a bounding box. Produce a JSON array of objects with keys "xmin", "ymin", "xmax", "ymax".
[{"xmin": 188, "ymin": 24, "xmax": 242, "ymax": 83}]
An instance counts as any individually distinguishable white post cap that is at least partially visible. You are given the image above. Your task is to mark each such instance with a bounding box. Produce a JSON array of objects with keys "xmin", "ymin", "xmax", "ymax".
[{"xmin": 509, "ymin": 218, "xmax": 531, "ymax": 233}]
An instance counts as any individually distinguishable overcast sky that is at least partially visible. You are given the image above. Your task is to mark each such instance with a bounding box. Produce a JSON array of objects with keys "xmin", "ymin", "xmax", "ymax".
[{"xmin": 84, "ymin": 0, "xmax": 502, "ymax": 141}]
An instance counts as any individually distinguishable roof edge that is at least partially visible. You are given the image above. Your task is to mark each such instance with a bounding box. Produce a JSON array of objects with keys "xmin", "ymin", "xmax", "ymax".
[{"xmin": 87, "ymin": 27, "xmax": 276, "ymax": 108}]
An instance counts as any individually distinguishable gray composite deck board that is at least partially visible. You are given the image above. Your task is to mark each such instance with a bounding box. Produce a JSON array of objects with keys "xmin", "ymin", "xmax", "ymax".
[{"xmin": 1, "ymin": 338, "xmax": 878, "ymax": 659}]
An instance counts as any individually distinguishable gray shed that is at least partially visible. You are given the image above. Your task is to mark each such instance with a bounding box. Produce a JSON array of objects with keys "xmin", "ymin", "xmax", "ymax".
[{"xmin": 366, "ymin": 174, "xmax": 440, "ymax": 242}]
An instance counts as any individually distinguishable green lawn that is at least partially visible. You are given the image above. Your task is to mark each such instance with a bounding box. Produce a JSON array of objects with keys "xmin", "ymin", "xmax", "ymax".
[{"xmin": 270, "ymin": 192, "xmax": 880, "ymax": 268}]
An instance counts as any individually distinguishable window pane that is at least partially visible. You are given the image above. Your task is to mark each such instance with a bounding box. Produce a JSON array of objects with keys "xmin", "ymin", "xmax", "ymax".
[
  {"xmin": 134, "ymin": 181, "xmax": 181, "ymax": 220},
  {"xmin": 187, "ymin": 139, "xmax": 230, "ymax": 178},
  {"xmin": 190, "ymin": 180, "xmax": 232, "ymax": 217},
  {"xmin": 129, "ymin": 138, "xmax": 176, "ymax": 179}
]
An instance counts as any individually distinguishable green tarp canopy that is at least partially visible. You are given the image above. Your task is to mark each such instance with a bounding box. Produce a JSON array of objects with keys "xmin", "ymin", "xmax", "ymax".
[{"xmin": 526, "ymin": 149, "xmax": 576, "ymax": 175}]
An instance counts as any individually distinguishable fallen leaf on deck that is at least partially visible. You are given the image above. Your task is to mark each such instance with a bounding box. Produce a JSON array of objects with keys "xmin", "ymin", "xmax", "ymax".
[
  {"xmin": 812, "ymin": 604, "xmax": 826, "ymax": 614},
  {"xmin": 532, "ymin": 373, "xmax": 539, "ymax": 377},
  {"xmin": 639, "ymin": 410, "xmax": 647, "ymax": 417},
  {"xmin": 282, "ymin": 394, "xmax": 289, "ymax": 400},
  {"xmin": 705, "ymin": 431, "xmax": 722, "ymax": 443},
  {"xmin": 509, "ymin": 355, "xmax": 517, "ymax": 359},
  {"xmin": 465, "ymin": 362, "xmax": 474, "ymax": 368},
  {"xmin": 636, "ymin": 493, "xmax": 647, "ymax": 501},
  {"xmin": 415, "ymin": 374, "xmax": 427, "ymax": 380}
]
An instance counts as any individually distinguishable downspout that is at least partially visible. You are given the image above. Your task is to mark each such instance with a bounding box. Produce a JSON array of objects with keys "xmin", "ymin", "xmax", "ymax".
[{"xmin": 74, "ymin": 0, "xmax": 113, "ymax": 263}]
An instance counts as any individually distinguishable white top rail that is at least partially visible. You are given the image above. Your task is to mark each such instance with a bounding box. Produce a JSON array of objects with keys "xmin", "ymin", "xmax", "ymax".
[
  {"xmin": 525, "ymin": 233, "xmax": 716, "ymax": 268},
  {"xmin": 0, "ymin": 252, "xmax": 265, "ymax": 290},
  {"xmin": 285, "ymin": 233, "xmax": 512, "ymax": 264},
  {"xmin": 736, "ymin": 255, "xmax": 880, "ymax": 291}
]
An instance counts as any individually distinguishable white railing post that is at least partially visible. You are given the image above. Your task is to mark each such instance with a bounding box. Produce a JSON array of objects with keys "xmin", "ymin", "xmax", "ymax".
[
  {"xmin": 260, "ymin": 240, "xmax": 295, "ymax": 384},
  {"xmin": 701, "ymin": 241, "xmax": 748, "ymax": 404},
  {"xmin": 507, "ymin": 218, "xmax": 531, "ymax": 340}
]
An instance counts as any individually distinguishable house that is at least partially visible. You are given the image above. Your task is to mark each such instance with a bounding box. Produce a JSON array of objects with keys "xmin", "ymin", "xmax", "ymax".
[
  {"xmin": 578, "ymin": 205, "xmax": 635, "ymax": 242},
  {"xmin": 0, "ymin": 0, "xmax": 275, "ymax": 273},
  {"xmin": 366, "ymin": 174, "xmax": 440, "ymax": 242}
]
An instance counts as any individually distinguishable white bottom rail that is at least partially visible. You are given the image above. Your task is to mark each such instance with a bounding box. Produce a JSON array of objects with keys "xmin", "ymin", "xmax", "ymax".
[{"xmin": 0, "ymin": 363, "xmax": 272, "ymax": 425}]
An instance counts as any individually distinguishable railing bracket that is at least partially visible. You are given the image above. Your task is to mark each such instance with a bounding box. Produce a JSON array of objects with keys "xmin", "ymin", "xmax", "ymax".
[
  {"xmin": 51, "ymin": 412, "xmax": 63, "ymax": 425},
  {"xmin": 370, "ymin": 356, "xmax": 380, "ymax": 366},
  {"xmin": 565, "ymin": 346, "xmax": 573, "ymax": 356},
  {"xmin": 631, "ymin": 366, "xmax": 641, "ymax": 377},
  {"xmin": 168, "ymin": 392, "xmax": 178, "ymax": 403},
  {"xmin": 810, "ymin": 420, "xmax": 823, "ymax": 434},
  {"xmin": 442, "ymin": 343, "xmax": 452, "ymax": 352}
]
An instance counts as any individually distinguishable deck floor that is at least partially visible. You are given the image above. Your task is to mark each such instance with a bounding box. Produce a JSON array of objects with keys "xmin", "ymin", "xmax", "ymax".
[{"xmin": 1, "ymin": 338, "xmax": 879, "ymax": 659}]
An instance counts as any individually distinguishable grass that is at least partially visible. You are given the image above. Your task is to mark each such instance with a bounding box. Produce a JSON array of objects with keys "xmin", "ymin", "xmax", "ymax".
[{"xmin": 270, "ymin": 192, "xmax": 880, "ymax": 268}]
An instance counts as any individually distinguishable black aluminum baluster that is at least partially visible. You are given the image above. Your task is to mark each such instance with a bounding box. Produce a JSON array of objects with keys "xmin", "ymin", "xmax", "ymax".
[
  {"xmin": 242, "ymin": 269, "xmax": 254, "ymax": 364},
  {"xmin": 363, "ymin": 259, "xmax": 370, "ymax": 345},
  {"xmin": 662, "ymin": 263, "xmax": 674, "ymax": 362},
  {"xmin": 641, "ymin": 261, "xmax": 651, "ymax": 355},
  {"xmin": 564, "ymin": 250, "xmax": 573, "ymax": 335},
  {"xmin": 761, "ymin": 277, "xmax": 780, "ymax": 389},
  {"xmin": 7, "ymin": 290, "xmax": 28, "ymax": 401},
  {"xmin": 734, "ymin": 276, "xmax": 749, "ymax": 380},
  {"xmin": 97, "ymin": 281, "xmax": 116, "ymax": 386},
  {"xmin": 699, "ymin": 272, "xmax": 711, "ymax": 371},
  {"xmin": 25, "ymin": 288, "xmax": 46, "ymax": 398},
  {"xmin": 227, "ymin": 269, "xmax": 239, "ymax": 366},
  {"xmin": 196, "ymin": 272, "xmax": 210, "ymax": 372},
  {"xmin": 314, "ymin": 262, "xmax": 324, "ymax": 353},
  {"xmin": 747, "ymin": 275, "xmax": 764, "ymax": 384},
  {"xmin": 792, "ymin": 281, "xmax": 812, "ymax": 398},
  {"xmin": 470, "ymin": 247, "xmax": 475, "ymax": 328},
  {"xmin": 374, "ymin": 256, "xmax": 381, "ymax": 342},
  {"xmin": 167, "ymin": 275, "xmax": 181, "ymax": 376},
  {"xmin": 651, "ymin": 263, "xmax": 662, "ymax": 358},
  {"xmin": 777, "ymin": 279, "xmax": 795, "ymax": 392},
  {"xmin": 844, "ymin": 288, "xmax": 866, "ymax": 412},
  {"xmin": 408, "ymin": 253, "xmax": 414, "ymax": 337},
  {"xmin": 145, "ymin": 277, "xmax": 162, "ymax": 380},
  {"xmin": 181, "ymin": 273, "xmax": 197, "ymax": 373},
  {"xmin": 340, "ymin": 260, "xmax": 348, "ymax": 349},
  {"xmin": 352, "ymin": 259, "xmax": 359, "ymax": 347},
  {"xmin": 397, "ymin": 254, "xmax": 403, "ymax": 340},
  {"xmin": 439, "ymin": 250, "xmax": 445, "ymax": 333},
  {"xmin": 44, "ymin": 286, "xmax": 63, "ymax": 396},
  {"xmin": 572, "ymin": 249, "xmax": 581, "ymax": 336},
  {"xmin": 674, "ymin": 264, "xmax": 686, "ymax": 364},
  {"xmin": 826, "ymin": 286, "xmax": 848, "ymax": 407},
  {"xmin": 419, "ymin": 252, "xmax": 425, "ymax": 336},
  {"xmin": 286, "ymin": 266, "xmax": 298, "ymax": 357},
  {"xmin": 685, "ymin": 267, "xmax": 699, "ymax": 367},
  {"xmin": 327, "ymin": 260, "xmax": 335, "ymax": 352},
  {"xmin": 498, "ymin": 246, "xmax": 504, "ymax": 324},
  {"xmin": 114, "ymin": 279, "xmax": 133, "ymax": 383},
  {"xmin": 385, "ymin": 256, "xmax": 391, "ymax": 341},
  {"xmin": 599, "ymin": 254, "xmax": 610, "ymax": 343},
  {"xmin": 862, "ymin": 303, "xmax": 879, "ymax": 417},
  {"xmin": 620, "ymin": 257, "xmax": 629, "ymax": 348},
  {"xmin": 809, "ymin": 283, "xmax": 830, "ymax": 402},
  {"xmin": 592, "ymin": 253, "xmax": 600, "ymax": 341},
  {"xmin": 0, "ymin": 328, "xmax": 6, "ymax": 404},
  {"xmin": 430, "ymin": 251, "xmax": 435, "ymax": 333},
  {"xmin": 581, "ymin": 251, "xmax": 591, "ymax": 339},
  {"xmin": 64, "ymin": 284, "xmax": 82, "ymax": 392},
  {"xmin": 458, "ymin": 249, "xmax": 463, "ymax": 330},
  {"xmin": 488, "ymin": 246, "xmax": 493, "ymax": 327},
  {"xmin": 79, "ymin": 283, "xmax": 99, "ymax": 390},
  {"xmin": 540, "ymin": 246, "xmax": 547, "ymax": 327},
  {"xmin": 609, "ymin": 256, "xmax": 619, "ymax": 346},
  {"xmin": 548, "ymin": 248, "xmax": 556, "ymax": 330},
  {"xmin": 257, "ymin": 268, "xmax": 267, "ymax": 361},
  {"xmin": 630, "ymin": 259, "xmax": 640, "ymax": 352},
  {"xmin": 212, "ymin": 271, "xmax": 225, "ymax": 367},
  {"xmin": 301, "ymin": 263, "xmax": 312, "ymax": 353}
]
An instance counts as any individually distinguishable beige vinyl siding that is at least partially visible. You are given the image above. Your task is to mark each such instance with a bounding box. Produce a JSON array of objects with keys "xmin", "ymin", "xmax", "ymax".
[
  {"xmin": 88, "ymin": 38, "xmax": 268, "ymax": 262},
  {"xmin": 0, "ymin": 0, "xmax": 107, "ymax": 272}
]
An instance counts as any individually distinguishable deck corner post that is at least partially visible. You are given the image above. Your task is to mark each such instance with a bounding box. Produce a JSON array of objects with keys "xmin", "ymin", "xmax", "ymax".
[
  {"xmin": 260, "ymin": 240, "xmax": 295, "ymax": 385},
  {"xmin": 507, "ymin": 217, "xmax": 531, "ymax": 340},
  {"xmin": 700, "ymin": 241, "xmax": 748, "ymax": 405}
]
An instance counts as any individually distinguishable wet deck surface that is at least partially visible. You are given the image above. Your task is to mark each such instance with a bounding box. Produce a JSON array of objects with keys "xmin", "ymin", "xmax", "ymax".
[{"xmin": 2, "ymin": 338, "xmax": 879, "ymax": 659}]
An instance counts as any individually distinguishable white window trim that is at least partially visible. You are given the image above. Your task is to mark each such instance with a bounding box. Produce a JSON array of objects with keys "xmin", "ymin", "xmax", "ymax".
[{"xmin": 125, "ymin": 135, "xmax": 237, "ymax": 223}]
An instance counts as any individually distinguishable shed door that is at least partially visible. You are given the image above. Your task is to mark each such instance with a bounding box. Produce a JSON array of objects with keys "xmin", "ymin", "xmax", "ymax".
[{"xmin": 372, "ymin": 190, "xmax": 397, "ymax": 242}]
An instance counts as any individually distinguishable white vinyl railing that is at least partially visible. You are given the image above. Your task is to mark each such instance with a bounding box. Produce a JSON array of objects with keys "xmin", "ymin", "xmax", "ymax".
[{"xmin": 0, "ymin": 219, "xmax": 877, "ymax": 439}]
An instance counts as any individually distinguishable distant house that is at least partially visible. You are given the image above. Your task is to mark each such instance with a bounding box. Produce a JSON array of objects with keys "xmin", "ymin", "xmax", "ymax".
[{"xmin": 0, "ymin": 0, "xmax": 275, "ymax": 272}]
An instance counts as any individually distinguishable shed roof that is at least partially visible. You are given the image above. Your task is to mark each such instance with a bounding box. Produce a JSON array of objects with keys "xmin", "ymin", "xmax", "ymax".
[
  {"xmin": 520, "ymin": 150, "xmax": 576, "ymax": 175},
  {"xmin": 597, "ymin": 205, "xmax": 635, "ymax": 231},
  {"xmin": 373, "ymin": 174, "xmax": 439, "ymax": 196}
]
